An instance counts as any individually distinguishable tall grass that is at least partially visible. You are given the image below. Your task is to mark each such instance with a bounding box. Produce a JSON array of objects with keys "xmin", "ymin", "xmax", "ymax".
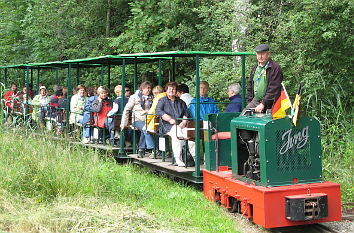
[
  {"xmin": 304, "ymin": 77, "xmax": 353, "ymax": 202},
  {"xmin": 0, "ymin": 129, "xmax": 240, "ymax": 232}
]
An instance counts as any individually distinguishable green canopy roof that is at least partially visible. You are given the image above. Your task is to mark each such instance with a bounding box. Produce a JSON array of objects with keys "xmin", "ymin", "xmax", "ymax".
[
  {"xmin": 1, "ymin": 51, "xmax": 252, "ymax": 69},
  {"xmin": 0, "ymin": 61, "xmax": 93, "ymax": 69},
  {"xmin": 63, "ymin": 55, "xmax": 171, "ymax": 65},
  {"xmin": 29, "ymin": 61, "xmax": 100, "ymax": 69},
  {"xmin": 0, "ymin": 64, "xmax": 33, "ymax": 69},
  {"xmin": 119, "ymin": 50, "xmax": 255, "ymax": 58},
  {"xmin": 0, "ymin": 55, "xmax": 171, "ymax": 70}
]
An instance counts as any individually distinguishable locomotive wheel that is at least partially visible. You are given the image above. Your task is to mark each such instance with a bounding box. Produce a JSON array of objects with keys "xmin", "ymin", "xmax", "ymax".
[{"xmin": 228, "ymin": 197, "xmax": 240, "ymax": 213}]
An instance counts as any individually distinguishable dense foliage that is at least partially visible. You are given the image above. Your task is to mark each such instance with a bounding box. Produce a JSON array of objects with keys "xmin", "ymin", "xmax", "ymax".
[{"xmin": 0, "ymin": 0, "xmax": 352, "ymax": 199}]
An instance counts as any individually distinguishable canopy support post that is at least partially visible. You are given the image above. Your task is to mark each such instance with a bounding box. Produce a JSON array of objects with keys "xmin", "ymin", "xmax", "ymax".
[
  {"xmin": 100, "ymin": 65, "xmax": 104, "ymax": 86},
  {"xmin": 107, "ymin": 63, "xmax": 111, "ymax": 91},
  {"xmin": 193, "ymin": 55, "xmax": 201, "ymax": 177},
  {"xmin": 241, "ymin": 55, "xmax": 246, "ymax": 109},
  {"xmin": 37, "ymin": 69, "xmax": 40, "ymax": 92},
  {"xmin": 120, "ymin": 59, "xmax": 126, "ymax": 157},
  {"xmin": 4, "ymin": 68, "xmax": 8, "ymax": 87},
  {"xmin": 76, "ymin": 65, "xmax": 80, "ymax": 88},
  {"xmin": 56, "ymin": 68, "xmax": 59, "ymax": 85},
  {"xmin": 25, "ymin": 66, "xmax": 30, "ymax": 121},
  {"xmin": 23, "ymin": 69, "xmax": 26, "ymax": 87},
  {"xmin": 158, "ymin": 59, "xmax": 162, "ymax": 86},
  {"xmin": 66, "ymin": 64, "xmax": 72, "ymax": 133},
  {"xmin": 171, "ymin": 57, "xmax": 175, "ymax": 81},
  {"xmin": 30, "ymin": 68, "xmax": 33, "ymax": 90},
  {"xmin": 134, "ymin": 58, "xmax": 138, "ymax": 92}
]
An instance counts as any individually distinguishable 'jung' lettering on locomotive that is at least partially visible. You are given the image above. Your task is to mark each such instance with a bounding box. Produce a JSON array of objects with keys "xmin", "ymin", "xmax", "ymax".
[{"xmin": 280, "ymin": 126, "xmax": 309, "ymax": 155}]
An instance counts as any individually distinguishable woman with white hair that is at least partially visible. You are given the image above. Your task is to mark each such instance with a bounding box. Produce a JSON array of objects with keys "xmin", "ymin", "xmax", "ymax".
[
  {"xmin": 32, "ymin": 86, "xmax": 50, "ymax": 128},
  {"xmin": 70, "ymin": 84, "xmax": 87, "ymax": 125},
  {"xmin": 225, "ymin": 83, "xmax": 242, "ymax": 113},
  {"xmin": 92, "ymin": 86, "xmax": 113, "ymax": 129}
]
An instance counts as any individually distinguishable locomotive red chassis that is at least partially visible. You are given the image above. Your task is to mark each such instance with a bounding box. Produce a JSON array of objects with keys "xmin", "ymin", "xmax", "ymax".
[{"xmin": 203, "ymin": 166, "xmax": 342, "ymax": 228}]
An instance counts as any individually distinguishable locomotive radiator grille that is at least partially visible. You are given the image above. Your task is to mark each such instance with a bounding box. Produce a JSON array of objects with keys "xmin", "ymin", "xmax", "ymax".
[{"xmin": 275, "ymin": 129, "xmax": 312, "ymax": 173}]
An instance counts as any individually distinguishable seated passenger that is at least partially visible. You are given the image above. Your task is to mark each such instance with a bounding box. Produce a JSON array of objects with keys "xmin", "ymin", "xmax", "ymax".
[
  {"xmin": 19, "ymin": 86, "xmax": 33, "ymax": 100},
  {"xmin": 3, "ymin": 83, "xmax": 20, "ymax": 126},
  {"xmin": 4, "ymin": 83, "xmax": 20, "ymax": 111},
  {"xmin": 58, "ymin": 88, "xmax": 68, "ymax": 109},
  {"xmin": 19, "ymin": 93, "xmax": 32, "ymax": 114},
  {"xmin": 176, "ymin": 83, "xmax": 193, "ymax": 107},
  {"xmin": 92, "ymin": 86, "xmax": 113, "ymax": 131},
  {"xmin": 32, "ymin": 86, "xmax": 50, "ymax": 128},
  {"xmin": 120, "ymin": 81, "xmax": 154, "ymax": 158},
  {"xmin": 69, "ymin": 85, "xmax": 87, "ymax": 125},
  {"xmin": 49, "ymin": 89, "xmax": 63, "ymax": 119},
  {"xmin": 155, "ymin": 82, "xmax": 195, "ymax": 167},
  {"xmin": 225, "ymin": 83, "xmax": 242, "ymax": 113},
  {"xmin": 50, "ymin": 85, "xmax": 62, "ymax": 102},
  {"xmin": 146, "ymin": 85, "xmax": 166, "ymax": 133},
  {"xmin": 82, "ymin": 86, "xmax": 97, "ymax": 143},
  {"xmin": 189, "ymin": 81, "xmax": 219, "ymax": 120},
  {"xmin": 107, "ymin": 85, "xmax": 132, "ymax": 145},
  {"xmin": 50, "ymin": 89, "xmax": 63, "ymax": 108}
]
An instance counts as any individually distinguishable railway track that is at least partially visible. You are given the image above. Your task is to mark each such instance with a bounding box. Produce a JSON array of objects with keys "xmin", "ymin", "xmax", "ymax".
[
  {"xmin": 269, "ymin": 223, "xmax": 344, "ymax": 233},
  {"xmin": 231, "ymin": 205, "xmax": 354, "ymax": 233}
]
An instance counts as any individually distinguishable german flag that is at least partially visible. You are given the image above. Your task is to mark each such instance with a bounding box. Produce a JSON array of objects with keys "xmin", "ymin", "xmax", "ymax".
[
  {"xmin": 281, "ymin": 83, "xmax": 292, "ymax": 111},
  {"xmin": 272, "ymin": 83, "xmax": 291, "ymax": 119},
  {"xmin": 292, "ymin": 83, "xmax": 302, "ymax": 126}
]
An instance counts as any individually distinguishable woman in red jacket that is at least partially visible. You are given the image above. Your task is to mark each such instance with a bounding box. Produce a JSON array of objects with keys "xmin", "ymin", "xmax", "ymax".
[
  {"xmin": 91, "ymin": 86, "xmax": 113, "ymax": 142},
  {"xmin": 3, "ymin": 83, "xmax": 20, "ymax": 125},
  {"xmin": 4, "ymin": 83, "xmax": 19, "ymax": 110}
]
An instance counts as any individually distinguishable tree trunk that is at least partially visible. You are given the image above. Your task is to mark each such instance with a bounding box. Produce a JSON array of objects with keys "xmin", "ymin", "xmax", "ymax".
[
  {"xmin": 232, "ymin": 0, "xmax": 249, "ymax": 52},
  {"xmin": 106, "ymin": 0, "xmax": 112, "ymax": 37}
]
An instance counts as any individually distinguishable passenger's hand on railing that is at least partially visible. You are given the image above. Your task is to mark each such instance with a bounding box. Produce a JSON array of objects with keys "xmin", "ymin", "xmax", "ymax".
[
  {"xmin": 120, "ymin": 124, "xmax": 126, "ymax": 130},
  {"xmin": 179, "ymin": 121, "xmax": 187, "ymax": 129},
  {"xmin": 169, "ymin": 118, "xmax": 176, "ymax": 125}
]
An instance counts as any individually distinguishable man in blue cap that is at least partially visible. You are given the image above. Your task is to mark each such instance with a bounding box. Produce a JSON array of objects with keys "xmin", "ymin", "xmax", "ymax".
[{"xmin": 241, "ymin": 44, "xmax": 283, "ymax": 114}]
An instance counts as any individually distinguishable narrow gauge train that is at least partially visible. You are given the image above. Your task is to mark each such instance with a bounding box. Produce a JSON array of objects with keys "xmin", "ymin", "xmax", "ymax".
[
  {"xmin": 0, "ymin": 51, "xmax": 342, "ymax": 229},
  {"xmin": 202, "ymin": 110, "xmax": 342, "ymax": 228}
]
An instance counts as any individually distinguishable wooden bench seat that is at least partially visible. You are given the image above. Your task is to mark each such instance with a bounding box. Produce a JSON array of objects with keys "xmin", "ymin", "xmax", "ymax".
[
  {"xmin": 186, "ymin": 121, "xmax": 204, "ymax": 140},
  {"xmin": 12, "ymin": 101, "xmax": 33, "ymax": 115}
]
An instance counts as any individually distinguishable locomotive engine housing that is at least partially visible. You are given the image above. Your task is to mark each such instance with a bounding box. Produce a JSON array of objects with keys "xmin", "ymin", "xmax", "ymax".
[{"xmin": 231, "ymin": 115, "xmax": 323, "ymax": 187}]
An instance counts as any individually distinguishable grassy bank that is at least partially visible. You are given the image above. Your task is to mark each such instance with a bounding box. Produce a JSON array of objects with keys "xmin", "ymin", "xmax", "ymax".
[
  {"xmin": 0, "ymin": 129, "xmax": 240, "ymax": 232},
  {"xmin": 321, "ymin": 120, "xmax": 354, "ymax": 203}
]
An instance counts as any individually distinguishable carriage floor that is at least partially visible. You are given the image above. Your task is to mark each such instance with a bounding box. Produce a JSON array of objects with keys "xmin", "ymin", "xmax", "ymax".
[
  {"xmin": 72, "ymin": 142, "xmax": 204, "ymax": 184},
  {"xmin": 126, "ymin": 154, "xmax": 204, "ymax": 184}
]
